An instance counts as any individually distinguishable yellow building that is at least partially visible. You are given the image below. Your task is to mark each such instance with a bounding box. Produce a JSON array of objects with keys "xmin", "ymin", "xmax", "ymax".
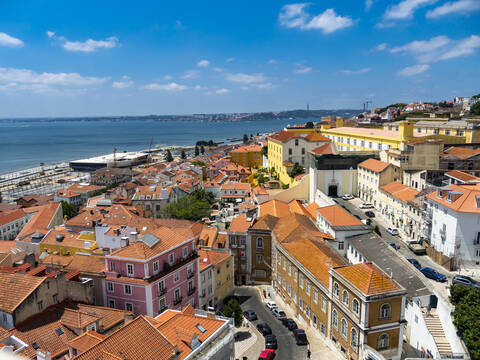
[
  {"xmin": 198, "ymin": 249, "xmax": 234, "ymax": 310},
  {"xmin": 268, "ymin": 130, "xmax": 331, "ymax": 186},
  {"xmin": 357, "ymin": 158, "xmax": 398, "ymax": 207},
  {"xmin": 40, "ymin": 228, "xmax": 99, "ymax": 255},
  {"xmin": 230, "ymin": 145, "xmax": 263, "ymax": 168}
]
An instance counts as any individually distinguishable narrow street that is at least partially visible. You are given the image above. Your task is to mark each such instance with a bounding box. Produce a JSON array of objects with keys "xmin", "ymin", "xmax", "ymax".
[{"xmin": 234, "ymin": 286, "xmax": 307, "ymax": 360}]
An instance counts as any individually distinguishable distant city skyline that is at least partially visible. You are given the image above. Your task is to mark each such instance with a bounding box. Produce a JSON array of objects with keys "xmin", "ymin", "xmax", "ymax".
[{"xmin": 0, "ymin": 0, "xmax": 479, "ymax": 117}]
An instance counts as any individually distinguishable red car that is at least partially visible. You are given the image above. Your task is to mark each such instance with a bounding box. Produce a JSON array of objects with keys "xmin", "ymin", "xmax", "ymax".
[{"xmin": 258, "ymin": 348, "xmax": 275, "ymax": 360}]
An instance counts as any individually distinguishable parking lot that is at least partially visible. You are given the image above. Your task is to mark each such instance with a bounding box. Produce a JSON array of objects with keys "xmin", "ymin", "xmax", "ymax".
[{"xmin": 235, "ymin": 286, "xmax": 307, "ymax": 360}]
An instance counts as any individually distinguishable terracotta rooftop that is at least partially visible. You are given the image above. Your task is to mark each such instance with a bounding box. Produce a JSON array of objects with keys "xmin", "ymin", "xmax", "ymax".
[
  {"xmin": 445, "ymin": 170, "xmax": 480, "ymax": 183},
  {"xmin": 268, "ymin": 130, "xmax": 300, "ymax": 143},
  {"xmin": 441, "ymin": 146, "xmax": 480, "ymax": 160},
  {"xmin": 251, "ymin": 214, "xmax": 279, "ymax": 231},
  {"xmin": 61, "ymin": 308, "xmax": 100, "ymax": 329},
  {"xmin": 68, "ymin": 330, "xmax": 107, "ymax": 353},
  {"xmin": 0, "ymin": 273, "xmax": 46, "ymax": 313},
  {"xmin": 380, "ymin": 181, "xmax": 419, "ymax": 203},
  {"xmin": 426, "ymin": 182, "xmax": 480, "ymax": 213},
  {"xmin": 229, "ymin": 214, "xmax": 253, "ymax": 233},
  {"xmin": 310, "ymin": 142, "xmax": 336, "ymax": 155},
  {"xmin": 273, "ymin": 213, "xmax": 333, "ymax": 244},
  {"xmin": 358, "ymin": 158, "xmax": 390, "ymax": 173},
  {"xmin": 304, "ymin": 133, "xmax": 330, "ymax": 142},
  {"xmin": 0, "ymin": 209, "xmax": 27, "ymax": 227},
  {"xmin": 230, "ymin": 145, "xmax": 262, "ymax": 153},
  {"xmin": 333, "ymin": 263, "xmax": 402, "ymax": 295},
  {"xmin": 317, "ymin": 205, "xmax": 364, "ymax": 227},
  {"xmin": 198, "ymin": 249, "xmax": 231, "ymax": 271},
  {"xmin": 16, "ymin": 202, "xmax": 61, "ymax": 240},
  {"xmin": 221, "ymin": 182, "xmax": 251, "ymax": 191}
]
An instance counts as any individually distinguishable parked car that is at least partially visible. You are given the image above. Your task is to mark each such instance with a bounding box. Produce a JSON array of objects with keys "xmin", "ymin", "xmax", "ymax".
[
  {"xmin": 359, "ymin": 203, "xmax": 374, "ymax": 209},
  {"xmin": 361, "ymin": 218, "xmax": 372, "ymax": 225},
  {"xmin": 285, "ymin": 318, "xmax": 298, "ymax": 330},
  {"xmin": 365, "ymin": 211, "xmax": 375, "ymax": 217},
  {"xmin": 420, "ymin": 267, "xmax": 447, "ymax": 282},
  {"xmin": 452, "ymin": 275, "xmax": 480, "ymax": 289},
  {"xmin": 342, "ymin": 194, "xmax": 354, "ymax": 200},
  {"xmin": 265, "ymin": 334, "xmax": 278, "ymax": 349},
  {"xmin": 388, "ymin": 242, "xmax": 398, "ymax": 250},
  {"xmin": 265, "ymin": 301, "xmax": 277, "ymax": 310},
  {"xmin": 386, "ymin": 227, "xmax": 399, "ymax": 236},
  {"xmin": 257, "ymin": 323, "xmax": 272, "ymax": 336},
  {"xmin": 407, "ymin": 258, "xmax": 421, "ymax": 269},
  {"xmin": 258, "ymin": 349, "xmax": 275, "ymax": 360},
  {"xmin": 272, "ymin": 308, "xmax": 286, "ymax": 319},
  {"xmin": 243, "ymin": 310, "xmax": 258, "ymax": 321},
  {"xmin": 292, "ymin": 329, "xmax": 308, "ymax": 345},
  {"xmin": 408, "ymin": 242, "xmax": 427, "ymax": 255}
]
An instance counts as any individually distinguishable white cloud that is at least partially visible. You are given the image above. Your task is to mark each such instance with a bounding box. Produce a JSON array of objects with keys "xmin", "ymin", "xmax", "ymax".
[
  {"xmin": 144, "ymin": 82, "xmax": 187, "ymax": 91},
  {"xmin": 181, "ymin": 70, "xmax": 199, "ymax": 79},
  {"xmin": 398, "ymin": 64, "xmax": 430, "ymax": 76},
  {"xmin": 426, "ymin": 0, "xmax": 480, "ymax": 18},
  {"xmin": 268, "ymin": 59, "xmax": 278, "ymax": 64},
  {"xmin": 215, "ymin": 88, "xmax": 230, "ymax": 94},
  {"xmin": 374, "ymin": 42, "xmax": 388, "ymax": 51},
  {"xmin": 279, "ymin": 4, "xmax": 354, "ymax": 34},
  {"xmin": 48, "ymin": 32, "xmax": 119, "ymax": 53},
  {"xmin": 197, "ymin": 60, "xmax": 210, "ymax": 67},
  {"xmin": 226, "ymin": 73, "xmax": 267, "ymax": 83},
  {"xmin": 340, "ymin": 67, "xmax": 371, "ymax": 75},
  {"xmin": 254, "ymin": 82, "xmax": 277, "ymax": 89},
  {"xmin": 213, "ymin": 67, "xmax": 224, "ymax": 72},
  {"xmin": 293, "ymin": 65, "xmax": 312, "ymax": 74},
  {"xmin": 194, "ymin": 85, "xmax": 208, "ymax": 91},
  {"xmin": 365, "ymin": 0, "xmax": 374, "ymax": 10},
  {"xmin": 390, "ymin": 35, "xmax": 480, "ymax": 62},
  {"xmin": 0, "ymin": 32, "xmax": 24, "ymax": 47},
  {"xmin": 226, "ymin": 57, "xmax": 235, "ymax": 63},
  {"xmin": 163, "ymin": 75, "xmax": 173, "ymax": 80},
  {"xmin": 384, "ymin": 0, "xmax": 437, "ymax": 20},
  {"xmin": 112, "ymin": 76, "xmax": 133, "ymax": 89}
]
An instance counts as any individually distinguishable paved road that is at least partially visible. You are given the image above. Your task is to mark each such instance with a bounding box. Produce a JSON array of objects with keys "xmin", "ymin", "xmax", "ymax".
[
  {"xmin": 334, "ymin": 197, "xmax": 452, "ymax": 280},
  {"xmin": 235, "ymin": 287, "xmax": 307, "ymax": 360}
]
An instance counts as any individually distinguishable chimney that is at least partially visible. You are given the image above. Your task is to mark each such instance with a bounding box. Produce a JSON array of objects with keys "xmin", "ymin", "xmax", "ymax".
[
  {"xmin": 37, "ymin": 350, "xmax": 52, "ymax": 360},
  {"xmin": 120, "ymin": 236, "xmax": 129, "ymax": 248}
]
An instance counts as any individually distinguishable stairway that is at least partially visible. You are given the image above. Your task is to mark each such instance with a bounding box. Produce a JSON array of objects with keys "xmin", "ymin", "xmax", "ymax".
[{"xmin": 423, "ymin": 308, "xmax": 452, "ymax": 355}]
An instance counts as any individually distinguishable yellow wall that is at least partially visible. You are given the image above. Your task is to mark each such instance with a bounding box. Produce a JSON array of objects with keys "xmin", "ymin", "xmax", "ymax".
[
  {"xmin": 230, "ymin": 150, "xmax": 262, "ymax": 168},
  {"xmin": 40, "ymin": 242, "xmax": 97, "ymax": 256},
  {"xmin": 215, "ymin": 255, "xmax": 234, "ymax": 303}
]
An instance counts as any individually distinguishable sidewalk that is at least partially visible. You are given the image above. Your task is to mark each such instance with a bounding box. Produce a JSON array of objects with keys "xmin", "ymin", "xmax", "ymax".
[
  {"xmin": 234, "ymin": 316, "xmax": 264, "ymax": 359},
  {"xmin": 257, "ymin": 285, "xmax": 344, "ymax": 360}
]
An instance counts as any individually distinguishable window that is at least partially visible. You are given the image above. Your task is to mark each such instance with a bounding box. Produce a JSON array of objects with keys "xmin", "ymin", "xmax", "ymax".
[
  {"xmin": 300, "ymin": 275, "xmax": 304, "ymax": 288},
  {"xmin": 159, "ymin": 297, "xmax": 166, "ymax": 312},
  {"xmin": 288, "ymin": 264, "xmax": 292, "ymax": 276},
  {"xmin": 338, "ymin": 242, "xmax": 344, "ymax": 250},
  {"xmin": 174, "ymin": 271, "xmax": 180, "ymax": 282},
  {"xmin": 288, "ymin": 285, "xmax": 292, "ymax": 296},
  {"xmin": 174, "ymin": 288, "xmax": 181, "ymax": 301},
  {"xmin": 158, "ymin": 280, "xmax": 165, "ymax": 292},
  {"xmin": 110, "ymin": 262, "xmax": 116, "ymax": 271},
  {"xmin": 183, "ymin": 247, "xmax": 188, "ymax": 258},
  {"xmin": 305, "ymin": 305, "xmax": 310, "ymax": 317},
  {"xmin": 169, "ymin": 253, "xmax": 174, "ymax": 265},
  {"xmin": 53, "ymin": 294, "xmax": 58, "ymax": 304},
  {"xmin": 306, "ymin": 282, "xmax": 311, "ymax": 295},
  {"xmin": 299, "ymin": 298, "xmax": 304, "ymax": 310},
  {"xmin": 256, "ymin": 237, "xmax": 264, "ymax": 249},
  {"xmin": 313, "ymin": 290, "xmax": 318, "ymax": 304},
  {"xmin": 378, "ymin": 334, "xmax": 389, "ymax": 350},
  {"xmin": 332, "ymin": 310, "xmax": 338, "ymax": 329},
  {"xmin": 341, "ymin": 319, "xmax": 347, "ymax": 339},
  {"xmin": 288, "ymin": 148, "xmax": 293, "ymax": 155},
  {"xmin": 302, "ymin": 148, "xmax": 305, "ymax": 154},
  {"xmin": 351, "ymin": 329, "xmax": 358, "ymax": 349},
  {"xmin": 380, "ymin": 303, "xmax": 391, "ymax": 320},
  {"xmin": 294, "ymin": 270, "xmax": 298, "ymax": 282},
  {"xmin": 125, "ymin": 303, "xmax": 133, "ymax": 312},
  {"xmin": 107, "ymin": 282, "xmax": 114, "ymax": 293},
  {"xmin": 333, "ymin": 282, "xmax": 339, "ymax": 298},
  {"xmin": 256, "ymin": 254, "xmax": 264, "ymax": 263},
  {"xmin": 342, "ymin": 290, "xmax": 349, "ymax": 306},
  {"xmin": 124, "ymin": 285, "xmax": 132, "ymax": 295},
  {"xmin": 352, "ymin": 299, "xmax": 359, "ymax": 315},
  {"xmin": 126, "ymin": 264, "xmax": 134, "ymax": 277},
  {"xmin": 295, "ymin": 139, "xmax": 299, "ymax": 146},
  {"xmin": 108, "ymin": 299, "xmax": 115, "ymax": 308},
  {"xmin": 153, "ymin": 261, "xmax": 159, "ymax": 274},
  {"xmin": 283, "ymin": 279, "xmax": 286, "ymax": 290},
  {"xmin": 322, "ymin": 297, "xmax": 327, "ymax": 312}
]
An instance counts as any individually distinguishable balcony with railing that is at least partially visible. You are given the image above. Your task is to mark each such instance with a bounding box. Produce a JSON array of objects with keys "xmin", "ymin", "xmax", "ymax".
[
  {"xmin": 188, "ymin": 287, "xmax": 196, "ymax": 296},
  {"xmin": 187, "ymin": 271, "xmax": 195, "ymax": 279},
  {"xmin": 173, "ymin": 296, "xmax": 183, "ymax": 306},
  {"xmin": 158, "ymin": 287, "xmax": 167, "ymax": 297},
  {"xmin": 159, "ymin": 304, "xmax": 168, "ymax": 313}
]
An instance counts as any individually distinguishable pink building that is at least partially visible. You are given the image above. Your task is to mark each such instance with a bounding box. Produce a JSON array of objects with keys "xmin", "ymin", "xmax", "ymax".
[{"xmin": 103, "ymin": 226, "xmax": 199, "ymax": 316}]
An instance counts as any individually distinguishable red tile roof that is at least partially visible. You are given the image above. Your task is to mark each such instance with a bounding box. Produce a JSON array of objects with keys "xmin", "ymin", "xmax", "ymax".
[
  {"xmin": 358, "ymin": 158, "xmax": 390, "ymax": 173},
  {"xmin": 229, "ymin": 214, "xmax": 253, "ymax": 233}
]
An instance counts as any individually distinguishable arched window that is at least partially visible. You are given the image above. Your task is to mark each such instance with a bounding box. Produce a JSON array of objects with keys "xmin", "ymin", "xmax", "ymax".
[
  {"xmin": 352, "ymin": 299, "xmax": 360, "ymax": 315},
  {"xmin": 342, "ymin": 290, "xmax": 349, "ymax": 306},
  {"xmin": 380, "ymin": 303, "xmax": 391, "ymax": 320},
  {"xmin": 378, "ymin": 333, "xmax": 389, "ymax": 349},
  {"xmin": 351, "ymin": 329, "xmax": 358, "ymax": 348},
  {"xmin": 256, "ymin": 237, "xmax": 264, "ymax": 249},
  {"xmin": 332, "ymin": 310, "xmax": 338, "ymax": 329},
  {"xmin": 333, "ymin": 282, "xmax": 339, "ymax": 298},
  {"xmin": 341, "ymin": 319, "xmax": 348, "ymax": 339}
]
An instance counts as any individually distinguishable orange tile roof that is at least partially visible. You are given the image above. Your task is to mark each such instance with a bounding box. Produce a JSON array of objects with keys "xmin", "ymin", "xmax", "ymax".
[
  {"xmin": 73, "ymin": 316, "xmax": 177, "ymax": 360},
  {"xmin": 250, "ymin": 214, "xmax": 279, "ymax": 231},
  {"xmin": 305, "ymin": 202, "xmax": 320, "ymax": 219},
  {"xmin": 426, "ymin": 182, "xmax": 480, "ymax": 213},
  {"xmin": 441, "ymin": 146, "xmax": 480, "ymax": 160},
  {"xmin": 380, "ymin": 181, "xmax": 419, "ymax": 203},
  {"xmin": 304, "ymin": 133, "xmax": 330, "ymax": 142},
  {"xmin": 288, "ymin": 200, "xmax": 314, "ymax": 219},
  {"xmin": 16, "ymin": 202, "xmax": 61, "ymax": 240},
  {"xmin": 310, "ymin": 142, "xmax": 336, "ymax": 155},
  {"xmin": 150, "ymin": 308, "xmax": 226, "ymax": 360},
  {"xmin": 198, "ymin": 226, "xmax": 218, "ymax": 247},
  {"xmin": 109, "ymin": 226, "xmax": 191, "ymax": 260},
  {"xmin": 0, "ymin": 273, "xmax": 46, "ymax": 313},
  {"xmin": 253, "ymin": 186, "xmax": 268, "ymax": 195},
  {"xmin": 316, "ymin": 205, "xmax": 363, "ymax": 227},
  {"xmin": 230, "ymin": 145, "xmax": 262, "ymax": 153},
  {"xmin": 221, "ymin": 182, "xmax": 251, "ymax": 191},
  {"xmin": 75, "ymin": 303, "xmax": 131, "ymax": 331},
  {"xmin": 0, "ymin": 209, "xmax": 27, "ymax": 226},
  {"xmin": 268, "ymin": 130, "xmax": 300, "ymax": 143},
  {"xmin": 198, "ymin": 249, "xmax": 231, "ymax": 270},
  {"xmin": 282, "ymin": 239, "xmax": 346, "ymax": 286},
  {"xmin": 259, "ymin": 199, "xmax": 290, "ymax": 218},
  {"xmin": 445, "ymin": 170, "xmax": 479, "ymax": 182},
  {"xmin": 68, "ymin": 330, "xmax": 107, "ymax": 353},
  {"xmin": 229, "ymin": 214, "xmax": 253, "ymax": 233},
  {"xmin": 66, "ymin": 204, "xmax": 140, "ymax": 229},
  {"xmin": 273, "ymin": 213, "xmax": 334, "ymax": 243},
  {"xmin": 41, "ymin": 228, "xmax": 96, "ymax": 249},
  {"xmin": 61, "ymin": 308, "xmax": 100, "ymax": 329},
  {"xmin": 358, "ymin": 158, "xmax": 390, "ymax": 173},
  {"xmin": 333, "ymin": 263, "xmax": 402, "ymax": 295}
]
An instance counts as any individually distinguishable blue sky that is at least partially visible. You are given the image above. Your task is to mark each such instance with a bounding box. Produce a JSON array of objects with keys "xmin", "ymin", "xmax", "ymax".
[{"xmin": 0, "ymin": 0, "xmax": 479, "ymax": 117}]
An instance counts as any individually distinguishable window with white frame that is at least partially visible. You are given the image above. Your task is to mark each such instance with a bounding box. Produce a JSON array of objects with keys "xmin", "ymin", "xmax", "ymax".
[
  {"xmin": 282, "ymin": 279, "xmax": 286, "ymax": 289},
  {"xmin": 153, "ymin": 261, "xmax": 159, "ymax": 274},
  {"xmin": 288, "ymin": 285, "xmax": 292, "ymax": 296},
  {"xmin": 174, "ymin": 271, "xmax": 180, "ymax": 282},
  {"xmin": 257, "ymin": 254, "xmax": 264, "ymax": 263},
  {"xmin": 379, "ymin": 303, "xmax": 391, "ymax": 320},
  {"xmin": 351, "ymin": 329, "xmax": 358, "ymax": 349},
  {"xmin": 306, "ymin": 282, "xmax": 310, "ymax": 295},
  {"xmin": 256, "ymin": 237, "xmax": 264, "ymax": 249},
  {"xmin": 352, "ymin": 299, "xmax": 360, "ymax": 315},
  {"xmin": 333, "ymin": 282, "xmax": 339, "ymax": 298},
  {"xmin": 322, "ymin": 297, "xmax": 327, "ymax": 312},
  {"xmin": 299, "ymin": 298, "xmax": 304, "ymax": 310},
  {"xmin": 300, "ymin": 275, "xmax": 304, "ymax": 288},
  {"xmin": 126, "ymin": 264, "xmax": 134, "ymax": 276},
  {"xmin": 107, "ymin": 282, "xmax": 114, "ymax": 293},
  {"xmin": 125, "ymin": 302, "xmax": 133, "ymax": 312},
  {"xmin": 332, "ymin": 309, "xmax": 338, "ymax": 329},
  {"xmin": 124, "ymin": 284, "xmax": 132, "ymax": 295},
  {"xmin": 378, "ymin": 334, "xmax": 389, "ymax": 349},
  {"xmin": 169, "ymin": 253, "xmax": 175, "ymax": 265},
  {"xmin": 183, "ymin": 246, "xmax": 188, "ymax": 258},
  {"xmin": 341, "ymin": 319, "xmax": 347, "ymax": 339},
  {"xmin": 294, "ymin": 270, "xmax": 298, "ymax": 282},
  {"xmin": 313, "ymin": 290, "xmax": 318, "ymax": 304},
  {"xmin": 342, "ymin": 290, "xmax": 349, "ymax": 306}
]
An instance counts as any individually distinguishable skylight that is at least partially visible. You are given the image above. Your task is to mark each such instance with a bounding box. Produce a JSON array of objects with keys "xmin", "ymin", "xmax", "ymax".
[
  {"xmin": 196, "ymin": 324, "xmax": 206, "ymax": 333},
  {"xmin": 55, "ymin": 328, "xmax": 64, "ymax": 336}
]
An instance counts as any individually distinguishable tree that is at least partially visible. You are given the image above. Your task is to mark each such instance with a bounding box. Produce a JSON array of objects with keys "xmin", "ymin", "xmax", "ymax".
[
  {"xmin": 162, "ymin": 189, "xmax": 214, "ymax": 221},
  {"xmin": 200, "ymin": 145, "xmax": 205, "ymax": 154},
  {"xmin": 221, "ymin": 298, "xmax": 243, "ymax": 327},
  {"xmin": 471, "ymin": 101, "xmax": 480, "ymax": 116},
  {"xmin": 243, "ymin": 134, "xmax": 249, "ymax": 143},
  {"xmin": 289, "ymin": 164, "xmax": 305, "ymax": 178},
  {"xmin": 250, "ymin": 133, "xmax": 253, "ymax": 139},
  {"xmin": 194, "ymin": 146, "xmax": 199, "ymax": 156},
  {"xmin": 165, "ymin": 149, "xmax": 173, "ymax": 162},
  {"xmin": 261, "ymin": 145, "xmax": 268, "ymax": 158},
  {"xmin": 181, "ymin": 150, "xmax": 186, "ymax": 159},
  {"xmin": 305, "ymin": 121, "xmax": 314, "ymax": 129},
  {"xmin": 358, "ymin": 114, "xmax": 365, "ymax": 119},
  {"xmin": 61, "ymin": 201, "xmax": 78, "ymax": 219},
  {"xmin": 192, "ymin": 160, "xmax": 206, "ymax": 167}
]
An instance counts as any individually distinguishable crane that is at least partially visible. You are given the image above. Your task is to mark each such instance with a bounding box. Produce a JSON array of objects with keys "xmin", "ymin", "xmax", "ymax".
[
  {"xmin": 113, "ymin": 145, "xmax": 117, "ymax": 168},
  {"xmin": 147, "ymin": 136, "xmax": 154, "ymax": 164}
]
